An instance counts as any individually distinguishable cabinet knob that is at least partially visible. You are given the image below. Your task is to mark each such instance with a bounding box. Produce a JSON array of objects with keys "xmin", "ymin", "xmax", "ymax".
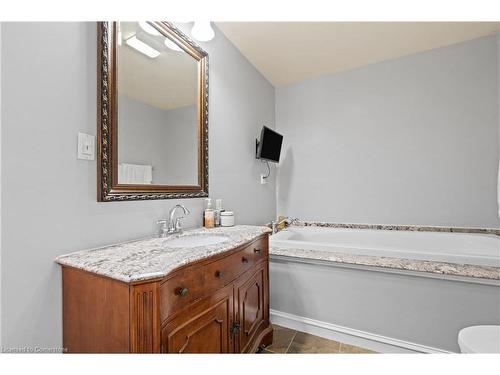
[
  {"xmin": 254, "ymin": 248, "xmax": 261, "ymax": 253},
  {"xmin": 216, "ymin": 270, "xmax": 224, "ymax": 278},
  {"xmin": 241, "ymin": 257, "xmax": 249, "ymax": 264},
  {"xmin": 230, "ymin": 322, "xmax": 241, "ymax": 335},
  {"xmin": 176, "ymin": 287, "xmax": 189, "ymax": 297}
]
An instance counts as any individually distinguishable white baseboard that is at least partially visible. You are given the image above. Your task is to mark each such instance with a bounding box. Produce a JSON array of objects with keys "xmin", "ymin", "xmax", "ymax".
[{"xmin": 270, "ymin": 309, "xmax": 453, "ymax": 354}]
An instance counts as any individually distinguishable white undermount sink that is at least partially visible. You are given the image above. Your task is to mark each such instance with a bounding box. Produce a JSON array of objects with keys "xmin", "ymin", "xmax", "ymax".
[{"xmin": 164, "ymin": 234, "xmax": 231, "ymax": 248}]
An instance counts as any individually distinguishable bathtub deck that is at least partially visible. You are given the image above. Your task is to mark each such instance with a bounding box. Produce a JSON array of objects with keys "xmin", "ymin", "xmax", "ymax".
[
  {"xmin": 270, "ymin": 224, "xmax": 500, "ymax": 281},
  {"xmin": 269, "ymin": 246, "xmax": 500, "ymax": 281}
]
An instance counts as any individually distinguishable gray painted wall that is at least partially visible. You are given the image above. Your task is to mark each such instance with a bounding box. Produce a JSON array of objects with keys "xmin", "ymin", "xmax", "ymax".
[
  {"xmin": 118, "ymin": 96, "xmax": 198, "ymax": 185},
  {"xmin": 497, "ymin": 32, "xmax": 500, "ymax": 218},
  {"xmin": 276, "ymin": 35, "xmax": 500, "ymax": 228},
  {"xmin": 0, "ymin": 22, "xmax": 275, "ymax": 348},
  {"xmin": 0, "ymin": 22, "xmax": 3, "ymax": 348}
]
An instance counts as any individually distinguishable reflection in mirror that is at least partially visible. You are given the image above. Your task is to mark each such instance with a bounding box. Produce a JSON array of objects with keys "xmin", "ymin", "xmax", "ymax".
[{"xmin": 116, "ymin": 22, "xmax": 199, "ymax": 186}]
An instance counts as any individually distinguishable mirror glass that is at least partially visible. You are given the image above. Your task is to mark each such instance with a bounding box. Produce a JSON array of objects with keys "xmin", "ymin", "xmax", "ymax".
[{"xmin": 116, "ymin": 22, "xmax": 199, "ymax": 186}]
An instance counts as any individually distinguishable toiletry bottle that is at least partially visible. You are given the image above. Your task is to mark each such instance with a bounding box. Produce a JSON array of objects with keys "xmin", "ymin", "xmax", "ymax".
[
  {"xmin": 204, "ymin": 199, "xmax": 215, "ymax": 228},
  {"xmin": 202, "ymin": 198, "xmax": 211, "ymax": 227},
  {"xmin": 214, "ymin": 199, "xmax": 223, "ymax": 227}
]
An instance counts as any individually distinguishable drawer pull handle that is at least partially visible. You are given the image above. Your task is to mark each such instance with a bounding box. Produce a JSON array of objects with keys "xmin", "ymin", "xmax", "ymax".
[
  {"xmin": 242, "ymin": 257, "xmax": 249, "ymax": 264},
  {"xmin": 254, "ymin": 248, "xmax": 261, "ymax": 253},
  {"xmin": 216, "ymin": 270, "xmax": 224, "ymax": 278},
  {"xmin": 230, "ymin": 322, "xmax": 241, "ymax": 335},
  {"xmin": 176, "ymin": 287, "xmax": 189, "ymax": 297}
]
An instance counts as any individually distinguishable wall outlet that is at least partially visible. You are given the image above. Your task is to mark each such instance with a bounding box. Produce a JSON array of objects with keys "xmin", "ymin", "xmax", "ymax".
[
  {"xmin": 77, "ymin": 132, "xmax": 95, "ymax": 160},
  {"xmin": 260, "ymin": 174, "xmax": 268, "ymax": 185}
]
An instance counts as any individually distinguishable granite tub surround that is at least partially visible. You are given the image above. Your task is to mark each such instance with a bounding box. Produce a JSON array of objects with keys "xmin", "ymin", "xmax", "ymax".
[
  {"xmin": 56, "ymin": 225, "xmax": 271, "ymax": 283},
  {"xmin": 270, "ymin": 246, "xmax": 500, "ymax": 281},
  {"xmin": 270, "ymin": 221, "xmax": 500, "ymax": 280},
  {"xmin": 291, "ymin": 220, "xmax": 500, "ymax": 236}
]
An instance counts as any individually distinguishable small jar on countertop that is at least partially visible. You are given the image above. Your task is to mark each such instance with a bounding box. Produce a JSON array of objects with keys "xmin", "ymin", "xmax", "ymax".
[{"xmin": 220, "ymin": 211, "xmax": 235, "ymax": 227}]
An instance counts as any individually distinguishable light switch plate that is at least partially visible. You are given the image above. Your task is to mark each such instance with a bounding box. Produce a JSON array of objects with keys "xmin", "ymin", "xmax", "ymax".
[{"xmin": 77, "ymin": 132, "xmax": 95, "ymax": 161}]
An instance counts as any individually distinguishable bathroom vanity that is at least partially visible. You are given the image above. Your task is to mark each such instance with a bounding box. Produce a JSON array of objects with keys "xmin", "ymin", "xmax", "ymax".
[
  {"xmin": 56, "ymin": 226, "xmax": 272, "ymax": 353},
  {"xmin": 57, "ymin": 23, "xmax": 274, "ymax": 353}
]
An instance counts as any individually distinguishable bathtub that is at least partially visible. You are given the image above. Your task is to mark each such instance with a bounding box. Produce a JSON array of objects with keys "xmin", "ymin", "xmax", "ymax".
[
  {"xmin": 268, "ymin": 225, "xmax": 500, "ymax": 353},
  {"xmin": 271, "ymin": 226, "xmax": 500, "ymax": 268}
]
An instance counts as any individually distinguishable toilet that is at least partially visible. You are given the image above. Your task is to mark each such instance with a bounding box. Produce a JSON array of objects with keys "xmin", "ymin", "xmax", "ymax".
[{"xmin": 458, "ymin": 326, "xmax": 500, "ymax": 353}]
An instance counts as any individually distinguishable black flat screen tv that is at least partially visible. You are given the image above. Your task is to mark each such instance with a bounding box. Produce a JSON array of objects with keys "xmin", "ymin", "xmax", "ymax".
[{"xmin": 256, "ymin": 126, "xmax": 283, "ymax": 163}]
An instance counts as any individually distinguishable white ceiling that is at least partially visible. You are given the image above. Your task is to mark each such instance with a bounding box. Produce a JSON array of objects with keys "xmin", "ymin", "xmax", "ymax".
[{"xmin": 216, "ymin": 22, "xmax": 500, "ymax": 86}]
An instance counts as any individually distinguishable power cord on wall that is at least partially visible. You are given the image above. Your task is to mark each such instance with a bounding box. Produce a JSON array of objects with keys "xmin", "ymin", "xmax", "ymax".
[
  {"xmin": 261, "ymin": 160, "xmax": 271, "ymax": 179},
  {"xmin": 259, "ymin": 160, "xmax": 271, "ymax": 185}
]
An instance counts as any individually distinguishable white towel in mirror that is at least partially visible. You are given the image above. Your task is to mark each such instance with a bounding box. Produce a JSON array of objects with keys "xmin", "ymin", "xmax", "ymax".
[{"xmin": 119, "ymin": 163, "xmax": 153, "ymax": 184}]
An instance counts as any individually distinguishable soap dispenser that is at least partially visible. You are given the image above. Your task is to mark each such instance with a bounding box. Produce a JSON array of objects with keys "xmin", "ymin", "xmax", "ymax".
[
  {"xmin": 202, "ymin": 198, "xmax": 211, "ymax": 226},
  {"xmin": 204, "ymin": 199, "xmax": 215, "ymax": 228}
]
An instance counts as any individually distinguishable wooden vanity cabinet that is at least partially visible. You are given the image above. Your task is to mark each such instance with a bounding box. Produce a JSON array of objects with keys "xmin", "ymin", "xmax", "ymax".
[
  {"xmin": 62, "ymin": 234, "xmax": 272, "ymax": 353},
  {"xmin": 161, "ymin": 283, "xmax": 235, "ymax": 353},
  {"xmin": 234, "ymin": 264, "xmax": 268, "ymax": 352}
]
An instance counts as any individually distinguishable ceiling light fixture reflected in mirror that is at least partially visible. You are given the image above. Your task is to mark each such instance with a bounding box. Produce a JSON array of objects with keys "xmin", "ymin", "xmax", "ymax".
[
  {"xmin": 139, "ymin": 21, "xmax": 161, "ymax": 36},
  {"xmin": 125, "ymin": 36, "xmax": 161, "ymax": 58},
  {"xmin": 191, "ymin": 21, "xmax": 215, "ymax": 42},
  {"xmin": 164, "ymin": 38, "xmax": 183, "ymax": 52}
]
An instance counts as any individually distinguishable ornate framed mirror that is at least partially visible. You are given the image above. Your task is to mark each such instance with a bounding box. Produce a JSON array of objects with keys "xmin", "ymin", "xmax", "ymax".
[{"xmin": 97, "ymin": 22, "xmax": 209, "ymax": 201}]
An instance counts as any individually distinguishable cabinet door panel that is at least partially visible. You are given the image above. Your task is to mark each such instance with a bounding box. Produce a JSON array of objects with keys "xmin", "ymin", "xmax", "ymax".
[
  {"xmin": 235, "ymin": 264, "xmax": 266, "ymax": 352},
  {"xmin": 161, "ymin": 284, "xmax": 234, "ymax": 353}
]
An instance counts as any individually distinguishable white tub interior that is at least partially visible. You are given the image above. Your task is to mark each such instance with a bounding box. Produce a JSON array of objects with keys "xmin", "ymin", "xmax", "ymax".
[{"xmin": 270, "ymin": 226, "xmax": 500, "ymax": 268}]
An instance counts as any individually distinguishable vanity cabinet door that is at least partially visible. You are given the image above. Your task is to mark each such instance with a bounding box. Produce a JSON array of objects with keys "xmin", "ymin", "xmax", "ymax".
[
  {"xmin": 161, "ymin": 284, "xmax": 234, "ymax": 353},
  {"xmin": 234, "ymin": 263, "xmax": 268, "ymax": 353}
]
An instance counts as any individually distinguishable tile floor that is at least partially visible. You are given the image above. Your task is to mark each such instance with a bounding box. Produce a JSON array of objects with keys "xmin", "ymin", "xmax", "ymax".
[{"xmin": 261, "ymin": 325, "xmax": 376, "ymax": 354}]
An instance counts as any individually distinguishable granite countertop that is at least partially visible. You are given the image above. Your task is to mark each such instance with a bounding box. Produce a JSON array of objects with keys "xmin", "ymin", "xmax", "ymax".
[
  {"xmin": 269, "ymin": 246, "xmax": 500, "ymax": 281},
  {"xmin": 56, "ymin": 225, "xmax": 271, "ymax": 283}
]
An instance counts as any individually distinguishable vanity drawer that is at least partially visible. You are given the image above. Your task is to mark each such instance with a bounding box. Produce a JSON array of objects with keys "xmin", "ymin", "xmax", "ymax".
[
  {"xmin": 204, "ymin": 248, "xmax": 253, "ymax": 291},
  {"xmin": 160, "ymin": 265, "xmax": 205, "ymax": 321},
  {"xmin": 204, "ymin": 236, "xmax": 268, "ymax": 291},
  {"xmin": 160, "ymin": 235, "xmax": 269, "ymax": 322},
  {"xmin": 249, "ymin": 236, "xmax": 268, "ymax": 263}
]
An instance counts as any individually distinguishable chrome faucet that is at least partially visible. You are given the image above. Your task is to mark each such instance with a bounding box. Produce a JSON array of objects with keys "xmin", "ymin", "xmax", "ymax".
[
  {"xmin": 270, "ymin": 217, "xmax": 298, "ymax": 234},
  {"xmin": 157, "ymin": 204, "xmax": 191, "ymax": 237}
]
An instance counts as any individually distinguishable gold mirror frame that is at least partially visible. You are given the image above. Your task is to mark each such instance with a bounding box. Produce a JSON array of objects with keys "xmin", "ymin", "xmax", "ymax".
[{"xmin": 97, "ymin": 22, "xmax": 209, "ymax": 201}]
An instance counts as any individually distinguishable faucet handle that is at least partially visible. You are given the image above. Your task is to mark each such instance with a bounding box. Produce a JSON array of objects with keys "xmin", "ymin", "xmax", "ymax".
[
  {"xmin": 157, "ymin": 220, "xmax": 169, "ymax": 238},
  {"xmin": 157, "ymin": 219, "xmax": 168, "ymax": 226},
  {"xmin": 174, "ymin": 217, "xmax": 184, "ymax": 231},
  {"xmin": 172, "ymin": 217, "xmax": 184, "ymax": 235}
]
